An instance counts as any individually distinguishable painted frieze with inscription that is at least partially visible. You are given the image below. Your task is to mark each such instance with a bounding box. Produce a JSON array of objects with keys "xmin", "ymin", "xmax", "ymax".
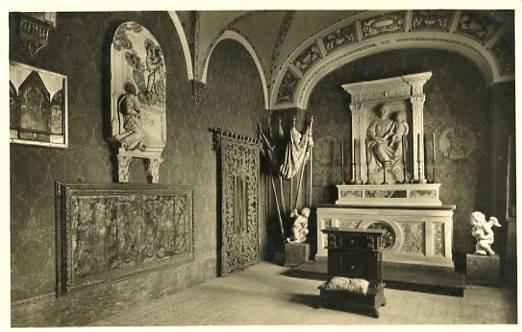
[{"xmin": 411, "ymin": 10, "xmax": 453, "ymax": 32}]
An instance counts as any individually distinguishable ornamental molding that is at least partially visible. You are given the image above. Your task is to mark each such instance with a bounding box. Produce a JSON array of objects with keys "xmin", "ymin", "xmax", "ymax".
[
  {"xmin": 200, "ymin": 29, "xmax": 269, "ymax": 110},
  {"xmin": 167, "ymin": 11, "xmax": 194, "ymax": 80},
  {"xmin": 270, "ymin": 10, "xmax": 514, "ymax": 110}
]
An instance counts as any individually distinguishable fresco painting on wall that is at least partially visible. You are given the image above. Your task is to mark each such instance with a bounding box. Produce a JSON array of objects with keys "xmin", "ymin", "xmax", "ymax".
[{"xmin": 9, "ymin": 61, "xmax": 67, "ymax": 148}]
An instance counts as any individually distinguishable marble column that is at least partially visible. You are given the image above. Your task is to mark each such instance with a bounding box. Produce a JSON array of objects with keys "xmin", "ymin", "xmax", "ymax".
[
  {"xmin": 410, "ymin": 95, "xmax": 426, "ymax": 183},
  {"xmin": 349, "ymin": 102, "xmax": 363, "ymax": 184}
]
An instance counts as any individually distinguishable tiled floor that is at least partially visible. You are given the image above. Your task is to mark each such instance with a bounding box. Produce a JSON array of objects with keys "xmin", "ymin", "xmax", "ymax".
[{"xmin": 91, "ymin": 262, "xmax": 517, "ymax": 326}]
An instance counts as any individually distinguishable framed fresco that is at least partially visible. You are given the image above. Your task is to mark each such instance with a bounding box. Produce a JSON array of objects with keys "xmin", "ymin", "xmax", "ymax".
[{"xmin": 9, "ymin": 61, "xmax": 68, "ymax": 148}]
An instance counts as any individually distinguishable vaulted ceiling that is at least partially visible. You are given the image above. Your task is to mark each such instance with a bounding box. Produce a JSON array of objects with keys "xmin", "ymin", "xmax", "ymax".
[{"xmin": 170, "ymin": 10, "xmax": 514, "ymax": 110}]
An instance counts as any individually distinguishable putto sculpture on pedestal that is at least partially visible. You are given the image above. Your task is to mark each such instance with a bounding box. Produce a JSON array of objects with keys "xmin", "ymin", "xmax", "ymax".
[
  {"xmin": 287, "ymin": 207, "xmax": 310, "ymax": 243},
  {"xmin": 470, "ymin": 211, "xmax": 501, "ymax": 256}
]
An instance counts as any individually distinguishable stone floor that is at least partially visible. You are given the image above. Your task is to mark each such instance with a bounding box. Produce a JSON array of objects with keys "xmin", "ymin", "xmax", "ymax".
[{"xmin": 91, "ymin": 262, "xmax": 517, "ymax": 326}]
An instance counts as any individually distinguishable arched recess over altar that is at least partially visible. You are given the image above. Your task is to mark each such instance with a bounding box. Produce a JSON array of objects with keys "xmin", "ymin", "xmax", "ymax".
[
  {"xmin": 201, "ymin": 30, "xmax": 269, "ymax": 110},
  {"xmin": 167, "ymin": 11, "xmax": 194, "ymax": 81},
  {"xmin": 270, "ymin": 10, "xmax": 514, "ymax": 110}
]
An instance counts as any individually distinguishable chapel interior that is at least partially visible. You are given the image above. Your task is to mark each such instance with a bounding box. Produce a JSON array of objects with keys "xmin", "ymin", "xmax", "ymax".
[{"xmin": 9, "ymin": 9, "xmax": 517, "ymax": 326}]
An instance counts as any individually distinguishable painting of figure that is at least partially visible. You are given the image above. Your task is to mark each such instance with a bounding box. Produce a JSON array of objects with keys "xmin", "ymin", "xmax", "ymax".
[{"xmin": 9, "ymin": 61, "xmax": 68, "ymax": 147}]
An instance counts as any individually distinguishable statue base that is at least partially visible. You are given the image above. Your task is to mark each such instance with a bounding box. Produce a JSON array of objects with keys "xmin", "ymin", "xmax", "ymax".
[
  {"xmin": 466, "ymin": 253, "xmax": 500, "ymax": 286},
  {"xmin": 284, "ymin": 242, "xmax": 310, "ymax": 267}
]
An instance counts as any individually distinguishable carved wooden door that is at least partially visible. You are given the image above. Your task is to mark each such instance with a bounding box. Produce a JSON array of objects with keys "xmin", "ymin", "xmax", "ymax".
[{"xmin": 217, "ymin": 133, "xmax": 260, "ymax": 276}]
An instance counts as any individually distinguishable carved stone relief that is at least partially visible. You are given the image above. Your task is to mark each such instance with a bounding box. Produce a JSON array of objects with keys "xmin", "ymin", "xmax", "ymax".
[
  {"xmin": 323, "ymin": 24, "xmax": 357, "ymax": 54},
  {"xmin": 399, "ymin": 222, "xmax": 425, "ymax": 254},
  {"xmin": 367, "ymin": 221, "xmax": 395, "ymax": 250},
  {"xmin": 433, "ymin": 222, "xmax": 445, "ymax": 256},
  {"xmin": 110, "ymin": 21, "xmax": 167, "ymax": 183},
  {"xmin": 439, "ymin": 125, "xmax": 477, "ymax": 160},
  {"xmin": 55, "ymin": 183, "xmax": 194, "ymax": 295},
  {"xmin": 276, "ymin": 69, "xmax": 299, "ymax": 104},
  {"xmin": 411, "ymin": 10, "xmax": 452, "ymax": 32},
  {"xmin": 456, "ymin": 11, "xmax": 501, "ymax": 43},
  {"xmin": 337, "ymin": 219, "xmax": 361, "ymax": 229},
  {"xmin": 361, "ymin": 12, "xmax": 406, "ymax": 39}
]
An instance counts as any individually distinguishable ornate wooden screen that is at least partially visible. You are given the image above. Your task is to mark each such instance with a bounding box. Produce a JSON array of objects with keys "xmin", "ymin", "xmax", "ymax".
[
  {"xmin": 214, "ymin": 129, "xmax": 260, "ymax": 276},
  {"xmin": 55, "ymin": 182, "xmax": 193, "ymax": 295}
]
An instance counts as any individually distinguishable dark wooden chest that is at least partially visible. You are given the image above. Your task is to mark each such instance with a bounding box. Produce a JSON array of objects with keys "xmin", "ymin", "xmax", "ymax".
[{"xmin": 319, "ymin": 227, "xmax": 386, "ymax": 317}]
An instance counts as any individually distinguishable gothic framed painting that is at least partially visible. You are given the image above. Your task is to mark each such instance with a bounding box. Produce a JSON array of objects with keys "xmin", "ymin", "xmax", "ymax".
[{"xmin": 9, "ymin": 61, "xmax": 68, "ymax": 148}]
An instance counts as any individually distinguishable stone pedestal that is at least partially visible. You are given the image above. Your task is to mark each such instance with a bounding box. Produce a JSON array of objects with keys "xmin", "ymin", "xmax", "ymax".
[
  {"xmin": 466, "ymin": 254, "xmax": 500, "ymax": 286},
  {"xmin": 285, "ymin": 243, "xmax": 310, "ymax": 267}
]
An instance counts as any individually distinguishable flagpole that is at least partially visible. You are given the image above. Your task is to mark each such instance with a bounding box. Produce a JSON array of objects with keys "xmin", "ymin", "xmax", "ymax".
[{"xmin": 270, "ymin": 175, "xmax": 285, "ymax": 244}]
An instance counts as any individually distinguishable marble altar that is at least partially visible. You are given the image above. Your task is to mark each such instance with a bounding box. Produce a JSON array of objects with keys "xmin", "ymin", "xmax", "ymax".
[{"xmin": 316, "ymin": 72, "xmax": 456, "ymax": 272}]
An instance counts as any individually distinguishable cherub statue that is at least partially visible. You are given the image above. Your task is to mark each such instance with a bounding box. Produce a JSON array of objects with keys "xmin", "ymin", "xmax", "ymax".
[
  {"xmin": 286, "ymin": 207, "xmax": 310, "ymax": 243},
  {"xmin": 470, "ymin": 211, "xmax": 501, "ymax": 256},
  {"xmin": 391, "ymin": 110, "xmax": 409, "ymax": 149}
]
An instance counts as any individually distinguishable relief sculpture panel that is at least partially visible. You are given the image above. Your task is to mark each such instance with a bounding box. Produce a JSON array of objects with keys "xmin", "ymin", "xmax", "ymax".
[
  {"xmin": 399, "ymin": 222, "xmax": 425, "ymax": 254},
  {"xmin": 56, "ymin": 183, "xmax": 193, "ymax": 295},
  {"xmin": 110, "ymin": 21, "xmax": 167, "ymax": 183}
]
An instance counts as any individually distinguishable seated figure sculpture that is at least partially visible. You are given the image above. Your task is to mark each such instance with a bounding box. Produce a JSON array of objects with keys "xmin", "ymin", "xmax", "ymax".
[
  {"xmin": 366, "ymin": 106, "xmax": 408, "ymax": 184},
  {"xmin": 287, "ymin": 207, "xmax": 310, "ymax": 243},
  {"xmin": 470, "ymin": 211, "xmax": 501, "ymax": 256}
]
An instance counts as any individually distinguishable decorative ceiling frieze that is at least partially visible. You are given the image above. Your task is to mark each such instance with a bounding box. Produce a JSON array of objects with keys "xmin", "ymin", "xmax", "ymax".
[
  {"xmin": 292, "ymin": 42, "xmax": 323, "ymax": 74},
  {"xmin": 270, "ymin": 9, "xmax": 514, "ymax": 111},
  {"xmin": 322, "ymin": 23, "xmax": 357, "ymax": 54},
  {"xmin": 456, "ymin": 11, "xmax": 503, "ymax": 44},
  {"xmin": 276, "ymin": 69, "xmax": 299, "ymax": 104},
  {"xmin": 360, "ymin": 11, "xmax": 406, "ymax": 39},
  {"xmin": 411, "ymin": 10, "xmax": 453, "ymax": 32},
  {"xmin": 490, "ymin": 30, "xmax": 515, "ymax": 76}
]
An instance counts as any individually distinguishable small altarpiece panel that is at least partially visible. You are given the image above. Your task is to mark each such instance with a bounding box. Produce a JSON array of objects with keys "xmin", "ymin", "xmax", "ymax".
[
  {"xmin": 10, "ymin": 61, "xmax": 68, "ymax": 148},
  {"xmin": 110, "ymin": 21, "xmax": 167, "ymax": 183},
  {"xmin": 55, "ymin": 182, "xmax": 193, "ymax": 295}
]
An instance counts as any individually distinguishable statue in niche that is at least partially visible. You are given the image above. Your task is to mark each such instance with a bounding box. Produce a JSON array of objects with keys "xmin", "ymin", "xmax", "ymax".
[
  {"xmin": 287, "ymin": 207, "xmax": 310, "ymax": 243},
  {"xmin": 114, "ymin": 81, "xmax": 147, "ymax": 151},
  {"xmin": 470, "ymin": 211, "xmax": 501, "ymax": 256},
  {"xmin": 366, "ymin": 106, "xmax": 408, "ymax": 184}
]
